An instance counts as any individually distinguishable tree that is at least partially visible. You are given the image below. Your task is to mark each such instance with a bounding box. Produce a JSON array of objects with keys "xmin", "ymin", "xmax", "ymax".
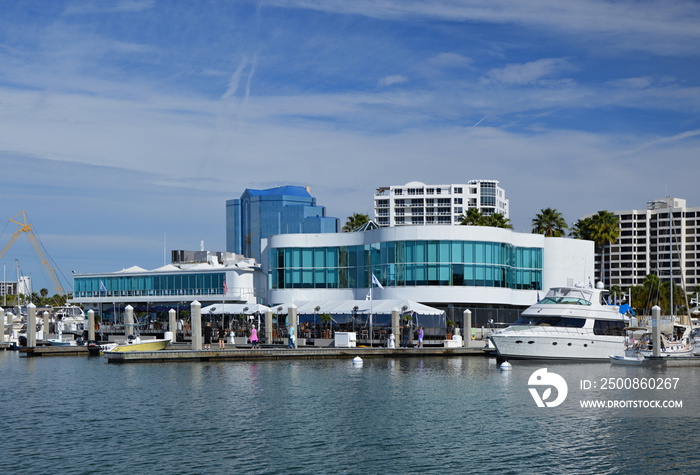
[
  {"xmin": 531, "ymin": 208, "xmax": 568, "ymax": 237},
  {"xmin": 483, "ymin": 213, "xmax": 513, "ymax": 229},
  {"xmin": 459, "ymin": 208, "xmax": 485, "ymax": 226},
  {"xmin": 459, "ymin": 209, "xmax": 512, "ymax": 229},
  {"xmin": 570, "ymin": 216, "xmax": 593, "ymax": 240},
  {"xmin": 630, "ymin": 274, "xmax": 687, "ymax": 316},
  {"xmin": 342, "ymin": 213, "xmax": 370, "ymax": 232},
  {"xmin": 588, "ymin": 210, "xmax": 620, "ymax": 285}
]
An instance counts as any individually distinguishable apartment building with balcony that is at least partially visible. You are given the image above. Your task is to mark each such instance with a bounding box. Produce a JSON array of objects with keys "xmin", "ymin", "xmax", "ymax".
[
  {"xmin": 602, "ymin": 197, "xmax": 700, "ymax": 290},
  {"xmin": 373, "ymin": 180, "xmax": 509, "ymax": 227}
]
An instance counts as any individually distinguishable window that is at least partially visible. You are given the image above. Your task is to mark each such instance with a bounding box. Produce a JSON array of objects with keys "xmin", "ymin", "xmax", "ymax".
[
  {"xmin": 594, "ymin": 320, "xmax": 626, "ymax": 336},
  {"xmin": 269, "ymin": 241, "xmax": 542, "ymax": 290}
]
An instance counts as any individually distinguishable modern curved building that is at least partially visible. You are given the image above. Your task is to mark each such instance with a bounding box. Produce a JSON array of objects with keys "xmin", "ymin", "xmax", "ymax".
[{"xmin": 262, "ymin": 225, "xmax": 594, "ymax": 324}]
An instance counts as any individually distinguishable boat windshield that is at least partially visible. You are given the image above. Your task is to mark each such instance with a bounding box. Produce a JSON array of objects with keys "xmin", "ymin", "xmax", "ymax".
[
  {"xmin": 538, "ymin": 288, "xmax": 593, "ymax": 306},
  {"xmin": 512, "ymin": 316, "xmax": 586, "ymax": 328}
]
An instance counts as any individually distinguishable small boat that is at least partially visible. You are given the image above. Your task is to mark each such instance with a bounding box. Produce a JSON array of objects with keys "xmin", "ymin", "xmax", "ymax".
[
  {"xmin": 86, "ymin": 340, "xmax": 117, "ymax": 356},
  {"xmin": 106, "ymin": 335, "xmax": 170, "ymax": 353},
  {"xmin": 633, "ymin": 324, "xmax": 695, "ymax": 358},
  {"xmin": 609, "ymin": 353, "xmax": 664, "ymax": 366},
  {"xmin": 47, "ymin": 339, "xmax": 77, "ymax": 347}
]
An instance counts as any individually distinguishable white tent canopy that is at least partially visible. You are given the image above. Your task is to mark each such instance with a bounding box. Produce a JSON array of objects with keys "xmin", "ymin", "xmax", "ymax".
[
  {"xmin": 201, "ymin": 303, "xmax": 271, "ymax": 315},
  {"xmin": 280, "ymin": 300, "xmax": 444, "ymax": 316}
]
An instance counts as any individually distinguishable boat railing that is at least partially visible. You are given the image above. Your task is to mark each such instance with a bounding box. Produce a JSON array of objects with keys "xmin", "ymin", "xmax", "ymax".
[{"xmin": 503, "ymin": 325, "xmax": 589, "ymax": 336}]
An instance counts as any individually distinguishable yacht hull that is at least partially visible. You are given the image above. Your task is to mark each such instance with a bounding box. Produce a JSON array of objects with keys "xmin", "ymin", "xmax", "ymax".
[{"xmin": 491, "ymin": 333, "xmax": 625, "ymax": 360}]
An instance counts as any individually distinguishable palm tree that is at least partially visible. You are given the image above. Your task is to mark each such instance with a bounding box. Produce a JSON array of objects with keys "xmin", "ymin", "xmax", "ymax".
[
  {"xmin": 342, "ymin": 213, "xmax": 370, "ymax": 232},
  {"xmin": 588, "ymin": 210, "xmax": 620, "ymax": 285},
  {"xmin": 459, "ymin": 208, "xmax": 485, "ymax": 226},
  {"xmin": 483, "ymin": 213, "xmax": 513, "ymax": 229},
  {"xmin": 532, "ymin": 208, "xmax": 568, "ymax": 237},
  {"xmin": 570, "ymin": 216, "xmax": 593, "ymax": 240}
]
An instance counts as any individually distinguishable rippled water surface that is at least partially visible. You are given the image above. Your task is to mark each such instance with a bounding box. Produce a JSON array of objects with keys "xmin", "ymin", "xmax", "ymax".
[{"xmin": 2, "ymin": 351, "xmax": 699, "ymax": 474}]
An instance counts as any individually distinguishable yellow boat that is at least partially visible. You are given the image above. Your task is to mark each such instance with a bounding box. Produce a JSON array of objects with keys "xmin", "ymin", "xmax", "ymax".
[{"xmin": 107, "ymin": 336, "xmax": 171, "ymax": 352}]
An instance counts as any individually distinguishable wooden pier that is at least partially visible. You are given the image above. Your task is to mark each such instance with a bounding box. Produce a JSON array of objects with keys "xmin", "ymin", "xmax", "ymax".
[
  {"xmin": 106, "ymin": 346, "xmax": 493, "ymax": 364},
  {"xmin": 18, "ymin": 345, "xmax": 90, "ymax": 356}
]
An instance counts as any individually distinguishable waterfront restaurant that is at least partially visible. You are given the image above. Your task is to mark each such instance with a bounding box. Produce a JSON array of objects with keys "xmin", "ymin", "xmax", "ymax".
[
  {"xmin": 262, "ymin": 224, "xmax": 595, "ymax": 330},
  {"xmin": 71, "ymin": 250, "xmax": 267, "ymax": 328},
  {"xmin": 70, "ymin": 227, "xmax": 594, "ymax": 343}
]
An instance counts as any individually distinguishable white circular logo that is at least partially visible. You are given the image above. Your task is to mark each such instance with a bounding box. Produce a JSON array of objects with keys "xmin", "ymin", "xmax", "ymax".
[{"xmin": 528, "ymin": 368, "xmax": 568, "ymax": 408}]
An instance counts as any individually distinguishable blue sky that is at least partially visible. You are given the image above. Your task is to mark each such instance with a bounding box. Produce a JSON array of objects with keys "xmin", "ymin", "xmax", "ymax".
[{"xmin": 1, "ymin": 0, "xmax": 699, "ymax": 293}]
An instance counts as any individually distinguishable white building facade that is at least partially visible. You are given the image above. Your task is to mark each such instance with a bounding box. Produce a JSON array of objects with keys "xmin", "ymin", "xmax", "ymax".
[
  {"xmin": 603, "ymin": 197, "xmax": 700, "ymax": 290},
  {"xmin": 71, "ymin": 251, "xmax": 267, "ymax": 320},
  {"xmin": 262, "ymin": 225, "xmax": 593, "ymax": 323},
  {"xmin": 373, "ymin": 180, "xmax": 509, "ymax": 227}
]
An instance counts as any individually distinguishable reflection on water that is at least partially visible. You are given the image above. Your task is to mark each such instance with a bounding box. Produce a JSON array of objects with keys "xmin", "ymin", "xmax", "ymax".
[{"xmin": 1, "ymin": 352, "xmax": 698, "ymax": 474}]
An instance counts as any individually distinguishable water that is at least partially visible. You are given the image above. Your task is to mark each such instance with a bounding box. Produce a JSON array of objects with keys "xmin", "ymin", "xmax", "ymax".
[{"xmin": 2, "ymin": 351, "xmax": 699, "ymax": 474}]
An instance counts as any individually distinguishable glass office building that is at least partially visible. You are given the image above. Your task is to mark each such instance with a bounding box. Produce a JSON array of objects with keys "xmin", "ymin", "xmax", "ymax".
[{"xmin": 226, "ymin": 185, "xmax": 339, "ymax": 262}]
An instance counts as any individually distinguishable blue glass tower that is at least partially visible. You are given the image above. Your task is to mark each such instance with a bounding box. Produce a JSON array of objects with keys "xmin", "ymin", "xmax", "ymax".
[{"xmin": 226, "ymin": 186, "xmax": 339, "ymax": 261}]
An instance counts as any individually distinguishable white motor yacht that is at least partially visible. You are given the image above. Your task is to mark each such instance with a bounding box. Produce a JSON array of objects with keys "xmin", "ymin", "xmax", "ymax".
[{"xmin": 490, "ymin": 283, "xmax": 630, "ymax": 360}]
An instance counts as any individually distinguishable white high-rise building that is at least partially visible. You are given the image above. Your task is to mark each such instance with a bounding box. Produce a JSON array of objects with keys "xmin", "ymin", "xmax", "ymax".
[
  {"xmin": 374, "ymin": 180, "xmax": 509, "ymax": 227},
  {"xmin": 602, "ymin": 197, "xmax": 700, "ymax": 290}
]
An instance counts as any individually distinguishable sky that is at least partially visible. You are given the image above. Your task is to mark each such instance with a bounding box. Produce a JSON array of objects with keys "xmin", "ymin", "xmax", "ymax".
[{"xmin": 1, "ymin": 0, "xmax": 699, "ymax": 294}]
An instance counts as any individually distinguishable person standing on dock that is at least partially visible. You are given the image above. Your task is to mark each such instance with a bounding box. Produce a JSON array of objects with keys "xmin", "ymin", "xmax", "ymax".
[
  {"xmin": 218, "ymin": 327, "xmax": 227, "ymax": 349},
  {"xmin": 250, "ymin": 325, "xmax": 259, "ymax": 349},
  {"xmin": 401, "ymin": 322, "xmax": 411, "ymax": 348},
  {"xmin": 417, "ymin": 326, "xmax": 424, "ymax": 348},
  {"xmin": 288, "ymin": 324, "xmax": 296, "ymax": 348},
  {"xmin": 56, "ymin": 316, "xmax": 64, "ymax": 342},
  {"xmin": 203, "ymin": 322, "xmax": 213, "ymax": 350}
]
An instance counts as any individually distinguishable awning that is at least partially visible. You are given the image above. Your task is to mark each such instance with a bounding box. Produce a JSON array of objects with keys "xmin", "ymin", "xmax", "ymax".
[
  {"xmin": 277, "ymin": 300, "xmax": 444, "ymax": 316},
  {"xmin": 200, "ymin": 303, "xmax": 271, "ymax": 314}
]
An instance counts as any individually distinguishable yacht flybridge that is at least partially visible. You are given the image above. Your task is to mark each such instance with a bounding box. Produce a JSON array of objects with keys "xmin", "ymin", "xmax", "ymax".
[{"xmin": 490, "ymin": 283, "xmax": 630, "ymax": 360}]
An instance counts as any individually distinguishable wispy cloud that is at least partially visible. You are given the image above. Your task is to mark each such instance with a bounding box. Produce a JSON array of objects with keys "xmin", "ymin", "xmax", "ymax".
[
  {"xmin": 65, "ymin": 0, "xmax": 156, "ymax": 15},
  {"xmin": 267, "ymin": 0, "xmax": 700, "ymax": 54},
  {"xmin": 378, "ymin": 74, "xmax": 408, "ymax": 87},
  {"xmin": 483, "ymin": 58, "xmax": 573, "ymax": 86}
]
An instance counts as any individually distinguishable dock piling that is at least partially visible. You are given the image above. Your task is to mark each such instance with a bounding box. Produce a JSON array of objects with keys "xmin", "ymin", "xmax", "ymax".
[
  {"xmin": 27, "ymin": 303, "xmax": 36, "ymax": 347},
  {"xmin": 191, "ymin": 300, "xmax": 202, "ymax": 350}
]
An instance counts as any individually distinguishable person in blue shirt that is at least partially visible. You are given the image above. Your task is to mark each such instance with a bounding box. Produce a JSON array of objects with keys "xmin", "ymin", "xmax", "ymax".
[{"xmin": 288, "ymin": 324, "xmax": 296, "ymax": 348}]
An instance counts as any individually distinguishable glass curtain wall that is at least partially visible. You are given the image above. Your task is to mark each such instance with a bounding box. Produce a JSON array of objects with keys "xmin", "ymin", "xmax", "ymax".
[
  {"xmin": 74, "ymin": 273, "xmax": 226, "ymax": 298},
  {"xmin": 270, "ymin": 240, "xmax": 542, "ymax": 290}
]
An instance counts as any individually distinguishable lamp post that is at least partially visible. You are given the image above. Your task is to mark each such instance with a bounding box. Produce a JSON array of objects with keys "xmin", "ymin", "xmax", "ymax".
[{"xmin": 314, "ymin": 306, "xmax": 320, "ymax": 338}]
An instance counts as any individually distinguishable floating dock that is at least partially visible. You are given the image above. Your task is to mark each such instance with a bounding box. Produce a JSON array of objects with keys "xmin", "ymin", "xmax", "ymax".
[
  {"xmin": 18, "ymin": 346, "xmax": 90, "ymax": 356},
  {"xmin": 646, "ymin": 355, "xmax": 700, "ymax": 366},
  {"xmin": 105, "ymin": 346, "xmax": 493, "ymax": 364}
]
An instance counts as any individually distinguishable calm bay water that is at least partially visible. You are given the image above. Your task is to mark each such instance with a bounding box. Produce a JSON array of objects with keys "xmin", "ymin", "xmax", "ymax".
[{"xmin": 2, "ymin": 351, "xmax": 699, "ymax": 474}]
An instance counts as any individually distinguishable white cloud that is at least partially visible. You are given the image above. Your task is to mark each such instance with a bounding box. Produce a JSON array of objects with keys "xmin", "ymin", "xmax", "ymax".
[
  {"xmin": 378, "ymin": 75, "xmax": 408, "ymax": 87},
  {"xmin": 428, "ymin": 52, "xmax": 473, "ymax": 69},
  {"xmin": 65, "ymin": 0, "xmax": 155, "ymax": 15},
  {"xmin": 483, "ymin": 58, "xmax": 572, "ymax": 86},
  {"xmin": 267, "ymin": 0, "xmax": 700, "ymax": 55}
]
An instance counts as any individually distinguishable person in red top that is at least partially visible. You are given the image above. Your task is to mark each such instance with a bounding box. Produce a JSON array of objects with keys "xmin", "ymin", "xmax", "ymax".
[{"xmin": 250, "ymin": 325, "xmax": 259, "ymax": 349}]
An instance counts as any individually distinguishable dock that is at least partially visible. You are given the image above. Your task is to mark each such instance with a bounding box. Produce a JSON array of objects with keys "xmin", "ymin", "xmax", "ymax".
[
  {"xmin": 18, "ymin": 346, "xmax": 90, "ymax": 356},
  {"xmin": 105, "ymin": 346, "xmax": 493, "ymax": 364}
]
